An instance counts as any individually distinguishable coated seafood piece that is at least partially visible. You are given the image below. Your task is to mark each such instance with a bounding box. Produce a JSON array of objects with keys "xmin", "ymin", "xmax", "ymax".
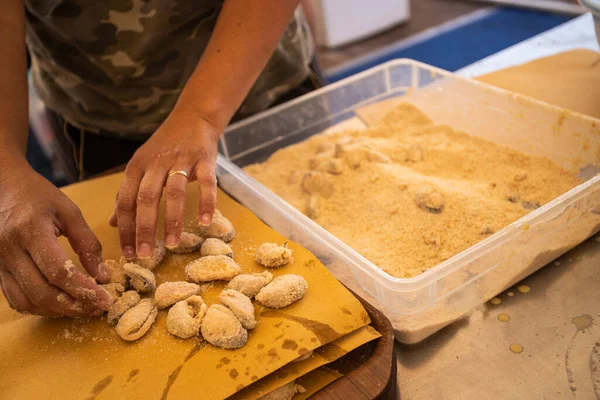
[
  {"xmin": 103, "ymin": 260, "xmax": 128, "ymax": 287},
  {"xmin": 305, "ymin": 195, "xmax": 319, "ymax": 220},
  {"xmin": 406, "ymin": 144, "xmax": 423, "ymax": 162},
  {"xmin": 258, "ymin": 381, "xmax": 305, "ymax": 400},
  {"xmin": 123, "ymin": 263, "xmax": 157, "ymax": 293},
  {"xmin": 197, "ymin": 214, "xmax": 235, "ymax": 242},
  {"xmin": 167, "ymin": 232, "xmax": 204, "ymax": 254},
  {"xmin": 120, "ymin": 239, "xmax": 166, "ymax": 270},
  {"xmin": 255, "ymin": 243, "xmax": 293, "ymax": 268},
  {"xmin": 101, "ymin": 283, "xmax": 125, "ymax": 302},
  {"xmin": 185, "ymin": 255, "xmax": 242, "ymax": 283},
  {"xmin": 301, "ymin": 171, "xmax": 334, "ymax": 198},
  {"xmin": 166, "ymin": 295, "xmax": 208, "ymax": 339},
  {"xmin": 219, "ymin": 289, "xmax": 257, "ymax": 329},
  {"xmin": 107, "ymin": 290, "xmax": 141, "ymax": 326},
  {"xmin": 154, "ymin": 281, "xmax": 201, "ymax": 309},
  {"xmin": 138, "ymin": 239, "xmax": 167, "ymax": 269},
  {"xmin": 311, "ymin": 157, "xmax": 343, "ymax": 175},
  {"xmin": 414, "ymin": 185, "xmax": 445, "ymax": 213},
  {"xmin": 201, "ymin": 304, "xmax": 248, "ymax": 349},
  {"xmin": 115, "ymin": 298, "xmax": 157, "ymax": 341},
  {"xmin": 256, "ymin": 274, "xmax": 308, "ymax": 309},
  {"xmin": 200, "ymin": 238, "xmax": 233, "ymax": 258},
  {"xmin": 226, "ymin": 271, "xmax": 273, "ymax": 298},
  {"xmin": 335, "ymin": 142, "xmax": 372, "ymax": 169}
]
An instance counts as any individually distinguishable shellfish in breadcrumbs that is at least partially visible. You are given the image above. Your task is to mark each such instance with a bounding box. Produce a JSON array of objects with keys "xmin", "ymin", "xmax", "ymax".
[
  {"xmin": 120, "ymin": 239, "xmax": 166, "ymax": 270},
  {"xmin": 219, "ymin": 289, "xmax": 257, "ymax": 329},
  {"xmin": 414, "ymin": 185, "xmax": 445, "ymax": 213},
  {"xmin": 255, "ymin": 243, "xmax": 293, "ymax": 268},
  {"xmin": 107, "ymin": 290, "xmax": 141, "ymax": 326},
  {"xmin": 154, "ymin": 281, "xmax": 201, "ymax": 309},
  {"xmin": 185, "ymin": 255, "xmax": 242, "ymax": 283},
  {"xmin": 103, "ymin": 260, "xmax": 128, "ymax": 287},
  {"xmin": 226, "ymin": 271, "xmax": 273, "ymax": 298},
  {"xmin": 256, "ymin": 274, "xmax": 308, "ymax": 309},
  {"xmin": 167, "ymin": 232, "xmax": 204, "ymax": 254},
  {"xmin": 101, "ymin": 282, "xmax": 125, "ymax": 302},
  {"xmin": 200, "ymin": 238, "xmax": 233, "ymax": 258},
  {"xmin": 123, "ymin": 263, "xmax": 156, "ymax": 293},
  {"xmin": 115, "ymin": 299, "xmax": 157, "ymax": 341},
  {"xmin": 201, "ymin": 304, "xmax": 247, "ymax": 349},
  {"xmin": 197, "ymin": 214, "xmax": 235, "ymax": 242},
  {"xmin": 166, "ymin": 295, "xmax": 207, "ymax": 339}
]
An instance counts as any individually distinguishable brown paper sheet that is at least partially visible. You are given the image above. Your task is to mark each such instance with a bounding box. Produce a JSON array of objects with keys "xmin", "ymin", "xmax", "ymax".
[
  {"xmin": 477, "ymin": 49, "xmax": 600, "ymax": 119},
  {"xmin": 355, "ymin": 50, "xmax": 600, "ymax": 128},
  {"xmin": 233, "ymin": 325, "xmax": 380, "ymax": 399},
  {"xmin": 294, "ymin": 367, "xmax": 343, "ymax": 399},
  {"xmin": 0, "ymin": 173, "xmax": 372, "ymax": 400}
]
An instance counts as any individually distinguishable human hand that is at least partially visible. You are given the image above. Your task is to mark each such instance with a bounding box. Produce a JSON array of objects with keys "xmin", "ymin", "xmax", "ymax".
[
  {"xmin": 109, "ymin": 110, "xmax": 221, "ymax": 260},
  {"xmin": 0, "ymin": 161, "xmax": 112, "ymax": 317}
]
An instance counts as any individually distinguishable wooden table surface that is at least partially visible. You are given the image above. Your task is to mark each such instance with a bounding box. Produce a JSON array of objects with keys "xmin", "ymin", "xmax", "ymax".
[{"xmin": 395, "ymin": 236, "xmax": 599, "ymax": 399}]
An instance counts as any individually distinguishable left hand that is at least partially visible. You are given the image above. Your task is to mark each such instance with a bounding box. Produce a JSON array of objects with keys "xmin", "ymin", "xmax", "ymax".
[{"xmin": 109, "ymin": 111, "xmax": 221, "ymax": 260}]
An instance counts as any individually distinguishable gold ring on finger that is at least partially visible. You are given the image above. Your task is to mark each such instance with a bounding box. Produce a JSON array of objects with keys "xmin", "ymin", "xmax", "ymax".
[{"xmin": 168, "ymin": 170, "xmax": 189, "ymax": 179}]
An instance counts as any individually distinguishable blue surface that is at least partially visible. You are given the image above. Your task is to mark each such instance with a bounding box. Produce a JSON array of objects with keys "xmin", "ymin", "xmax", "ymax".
[{"xmin": 326, "ymin": 7, "xmax": 572, "ymax": 83}]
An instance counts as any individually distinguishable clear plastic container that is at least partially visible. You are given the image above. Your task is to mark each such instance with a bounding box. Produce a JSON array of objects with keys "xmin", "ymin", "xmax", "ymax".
[
  {"xmin": 216, "ymin": 59, "xmax": 600, "ymax": 343},
  {"xmin": 580, "ymin": 0, "xmax": 600, "ymax": 45}
]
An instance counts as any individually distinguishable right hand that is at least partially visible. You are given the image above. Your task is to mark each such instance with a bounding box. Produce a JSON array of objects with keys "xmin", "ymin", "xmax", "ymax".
[{"xmin": 0, "ymin": 160, "xmax": 113, "ymax": 317}]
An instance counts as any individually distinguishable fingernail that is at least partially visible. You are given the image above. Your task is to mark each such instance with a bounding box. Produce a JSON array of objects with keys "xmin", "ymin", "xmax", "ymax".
[
  {"xmin": 91, "ymin": 309, "xmax": 105, "ymax": 317},
  {"xmin": 199, "ymin": 213, "xmax": 212, "ymax": 227},
  {"xmin": 122, "ymin": 245, "xmax": 136, "ymax": 260},
  {"xmin": 138, "ymin": 243, "xmax": 152, "ymax": 259},
  {"xmin": 97, "ymin": 262, "xmax": 111, "ymax": 283},
  {"xmin": 165, "ymin": 234, "xmax": 178, "ymax": 248}
]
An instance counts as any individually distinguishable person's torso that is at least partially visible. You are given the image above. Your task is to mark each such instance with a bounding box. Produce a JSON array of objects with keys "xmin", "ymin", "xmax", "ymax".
[{"xmin": 25, "ymin": 0, "xmax": 313, "ymax": 135}]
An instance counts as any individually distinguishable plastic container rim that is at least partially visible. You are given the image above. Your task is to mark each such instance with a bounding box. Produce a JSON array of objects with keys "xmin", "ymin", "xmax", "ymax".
[
  {"xmin": 225, "ymin": 59, "xmax": 600, "ymax": 135},
  {"xmin": 580, "ymin": 0, "xmax": 600, "ymax": 14}
]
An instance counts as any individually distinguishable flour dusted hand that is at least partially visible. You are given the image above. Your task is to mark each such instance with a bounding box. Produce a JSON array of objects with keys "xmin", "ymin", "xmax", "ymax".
[
  {"xmin": 0, "ymin": 163, "xmax": 112, "ymax": 317},
  {"xmin": 120, "ymin": 239, "xmax": 166, "ymax": 270},
  {"xmin": 108, "ymin": 113, "xmax": 221, "ymax": 264}
]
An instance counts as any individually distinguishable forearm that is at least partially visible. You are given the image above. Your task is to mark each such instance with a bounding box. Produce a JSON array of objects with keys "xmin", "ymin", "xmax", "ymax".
[
  {"xmin": 0, "ymin": 0, "xmax": 29, "ymax": 166},
  {"xmin": 174, "ymin": 0, "xmax": 301, "ymax": 131}
]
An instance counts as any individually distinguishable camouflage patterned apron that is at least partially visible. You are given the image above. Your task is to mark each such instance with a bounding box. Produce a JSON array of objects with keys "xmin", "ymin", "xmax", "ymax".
[{"xmin": 25, "ymin": 0, "xmax": 314, "ymax": 136}]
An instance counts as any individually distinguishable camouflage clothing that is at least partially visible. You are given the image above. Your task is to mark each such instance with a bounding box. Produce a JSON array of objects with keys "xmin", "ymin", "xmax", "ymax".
[{"xmin": 25, "ymin": 0, "xmax": 314, "ymax": 136}]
